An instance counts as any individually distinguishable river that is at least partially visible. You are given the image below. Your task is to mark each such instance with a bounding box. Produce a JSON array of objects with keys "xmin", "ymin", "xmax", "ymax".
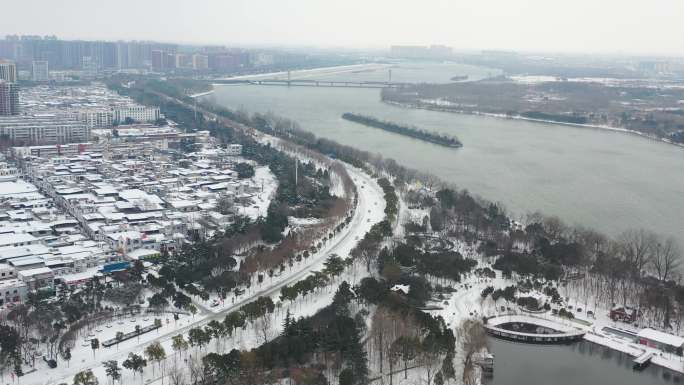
[
  {"xmin": 487, "ymin": 339, "xmax": 679, "ymax": 385},
  {"xmin": 206, "ymin": 62, "xmax": 684, "ymax": 245}
]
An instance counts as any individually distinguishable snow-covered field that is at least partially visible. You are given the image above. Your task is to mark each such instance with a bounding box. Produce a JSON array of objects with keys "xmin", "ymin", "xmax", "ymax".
[
  {"xmin": 17, "ymin": 164, "xmax": 385, "ymax": 385},
  {"xmin": 239, "ymin": 165, "xmax": 278, "ymax": 220}
]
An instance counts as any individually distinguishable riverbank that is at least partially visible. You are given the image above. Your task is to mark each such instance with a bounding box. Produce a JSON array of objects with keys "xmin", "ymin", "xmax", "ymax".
[{"xmin": 383, "ymin": 100, "xmax": 684, "ymax": 150}]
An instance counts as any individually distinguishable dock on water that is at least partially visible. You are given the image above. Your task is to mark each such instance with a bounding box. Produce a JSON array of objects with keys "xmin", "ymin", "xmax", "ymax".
[{"xmin": 633, "ymin": 351, "xmax": 654, "ymax": 370}]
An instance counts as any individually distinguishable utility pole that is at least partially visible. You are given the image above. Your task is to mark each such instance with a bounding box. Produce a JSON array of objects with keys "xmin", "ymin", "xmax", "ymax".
[{"xmin": 389, "ymin": 68, "xmax": 392, "ymax": 83}]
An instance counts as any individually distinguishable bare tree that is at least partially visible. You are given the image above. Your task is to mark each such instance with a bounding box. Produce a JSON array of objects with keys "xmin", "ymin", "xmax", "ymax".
[
  {"xmin": 456, "ymin": 319, "xmax": 488, "ymax": 385},
  {"xmin": 167, "ymin": 356, "xmax": 186, "ymax": 385},
  {"xmin": 370, "ymin": 307, "xmax": 392, "ymax": 375},
  {"xmin": 651, "ymin": 237, "xmax": 681, "ymax": 282},
  {"xmin": 543, "ymin": 216, "xmax": 568, "ymax": 241},
  {"xmin": 187, "ymin": 354, "xmax": 207, "ymax": 385},
  {"xmin": 619, "ymin": 229, "xmax": 657, "ymax": 276},
  {"xmin": 255, "ymin": 313, "xmax": 273, "ymax": 345}
]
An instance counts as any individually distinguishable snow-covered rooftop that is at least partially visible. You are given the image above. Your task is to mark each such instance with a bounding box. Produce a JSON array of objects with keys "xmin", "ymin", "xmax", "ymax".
[{"xmin": 637, "ymin": 328, "xmax": 684, "ymax": 347}]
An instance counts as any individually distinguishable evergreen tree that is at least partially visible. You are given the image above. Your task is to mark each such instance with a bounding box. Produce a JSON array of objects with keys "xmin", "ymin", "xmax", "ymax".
[
  {"xmin": 103, "ymin": 360, "xmax": 121, "ymax": 385},
  {"xmin": 339, "ymin": 368, "xmax": 354, "ymax": 385},
  {"xmin": 282, "ymin": 309, "xmax": 295, "ymax": 336},
  {"xmin": 171, "ymin": 334, "xmax": 189, "ymax": 356},
  {"xmin": 73, "ymin": 369, "xmax": 98, "ymax": 385},
  {"xmin": 122, "ymin": 353, "xmax": 147, "ymax": 380},
  {"xmin": 434, "ymin": 372, "xmax": 445, "ymax": 385}
]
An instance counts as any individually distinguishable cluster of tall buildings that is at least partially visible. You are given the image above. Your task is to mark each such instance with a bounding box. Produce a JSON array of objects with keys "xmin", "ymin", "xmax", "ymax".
[
  {"xmin": 0, "ymin": 35, "xmax": 165, "ymax": 71},
  {"xmin": 0, "ymin": 35, "xmax": 255, "ymax": 73},
  {"xmin": 149, "ymin": 48, "xmax": 249, "ymax": 72}
]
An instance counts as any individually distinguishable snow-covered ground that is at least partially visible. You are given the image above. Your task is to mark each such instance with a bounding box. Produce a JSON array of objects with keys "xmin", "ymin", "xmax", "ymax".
[
  {"xmin": 19, "ymin": 164, "xmax": 385, "ymax": 385},
  {"xmin": 239, "ymin": 165, "xmax": 278, "ymax": 220}
]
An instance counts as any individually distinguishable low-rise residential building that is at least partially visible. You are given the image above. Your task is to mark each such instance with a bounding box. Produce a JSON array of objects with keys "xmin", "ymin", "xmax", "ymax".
[
  {"xmin": 0, "ymin": 279, "xmax": 27, "ymax": 306},
  {"xmin": 0, "ymin": 233, "xmax": 38, "ymax": 248},
  {"xmin": 18, "ymin": 267, "xmax": 54, "ymax": 291}
]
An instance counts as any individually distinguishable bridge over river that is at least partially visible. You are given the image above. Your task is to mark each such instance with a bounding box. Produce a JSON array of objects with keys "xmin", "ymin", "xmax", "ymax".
[{"xmin": 212, "ymin": 78, "xmax": 411, "ymax": 89}]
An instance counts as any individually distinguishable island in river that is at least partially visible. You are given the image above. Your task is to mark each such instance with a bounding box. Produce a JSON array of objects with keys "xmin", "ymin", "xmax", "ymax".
[{"xmin": 342, "ymin": 112, "xmax": 463, "ymax": 148}]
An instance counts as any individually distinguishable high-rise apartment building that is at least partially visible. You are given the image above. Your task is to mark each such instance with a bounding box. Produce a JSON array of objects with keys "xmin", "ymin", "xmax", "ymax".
[
  {"xmin": 0, "ymin": 81, "xmax": 20, "ymax": 116},
  {"xmin": 192, "ymin": 54, "xmax": 209, "ymax": 70},
  {"xmin": 31, "ymin": 60, "xmax": 49, "ymax": 81},
  {"xmin": 0, "ymin": 61, "xmax": 17, "ymax": 83},
  {"xmin": 151, "ymin": 50, "xmax": 176, "ymax": 71}
]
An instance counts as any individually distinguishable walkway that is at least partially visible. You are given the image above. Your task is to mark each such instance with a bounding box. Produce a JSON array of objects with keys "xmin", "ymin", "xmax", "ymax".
[{"xmin": 484, "ymin": 314, "xmax": 586, "ymax": 343}]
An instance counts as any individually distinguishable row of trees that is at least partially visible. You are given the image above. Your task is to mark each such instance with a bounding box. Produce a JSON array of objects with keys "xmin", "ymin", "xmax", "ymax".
[
  {"xmin": 341, "ymin": 113, "xmax": 462, "ymax": 148},
  {"xmin": 279, "ymin": 255, "xmax": 350, "ymax": 304},
  {"xmin": 72, "ymin": 343, "xmax": 165, "ymax": 385}
]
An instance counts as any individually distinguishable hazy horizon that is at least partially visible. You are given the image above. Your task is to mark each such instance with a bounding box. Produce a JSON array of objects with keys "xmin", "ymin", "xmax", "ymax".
[{"xmin": 3, "ymin": 0, "xmax": 684, "ymax": 56}]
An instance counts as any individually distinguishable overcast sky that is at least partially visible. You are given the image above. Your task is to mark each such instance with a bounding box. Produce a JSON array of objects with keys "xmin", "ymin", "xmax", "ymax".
[{"xmin": 3, "ymin": 0, "xmax": 683, "ymax": 55}]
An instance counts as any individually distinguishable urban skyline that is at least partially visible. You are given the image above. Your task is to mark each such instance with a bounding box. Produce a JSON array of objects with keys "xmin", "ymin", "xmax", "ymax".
[{"xmin": 2, "ymin": 0, "xmax": 684, "ymax": 56}]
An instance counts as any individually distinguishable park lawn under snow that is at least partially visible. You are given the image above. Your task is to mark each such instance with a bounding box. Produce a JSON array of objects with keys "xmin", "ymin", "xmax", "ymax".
[{"xmin": 239, "ymin": 165, "xmax": 278, "ymax": 220}]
